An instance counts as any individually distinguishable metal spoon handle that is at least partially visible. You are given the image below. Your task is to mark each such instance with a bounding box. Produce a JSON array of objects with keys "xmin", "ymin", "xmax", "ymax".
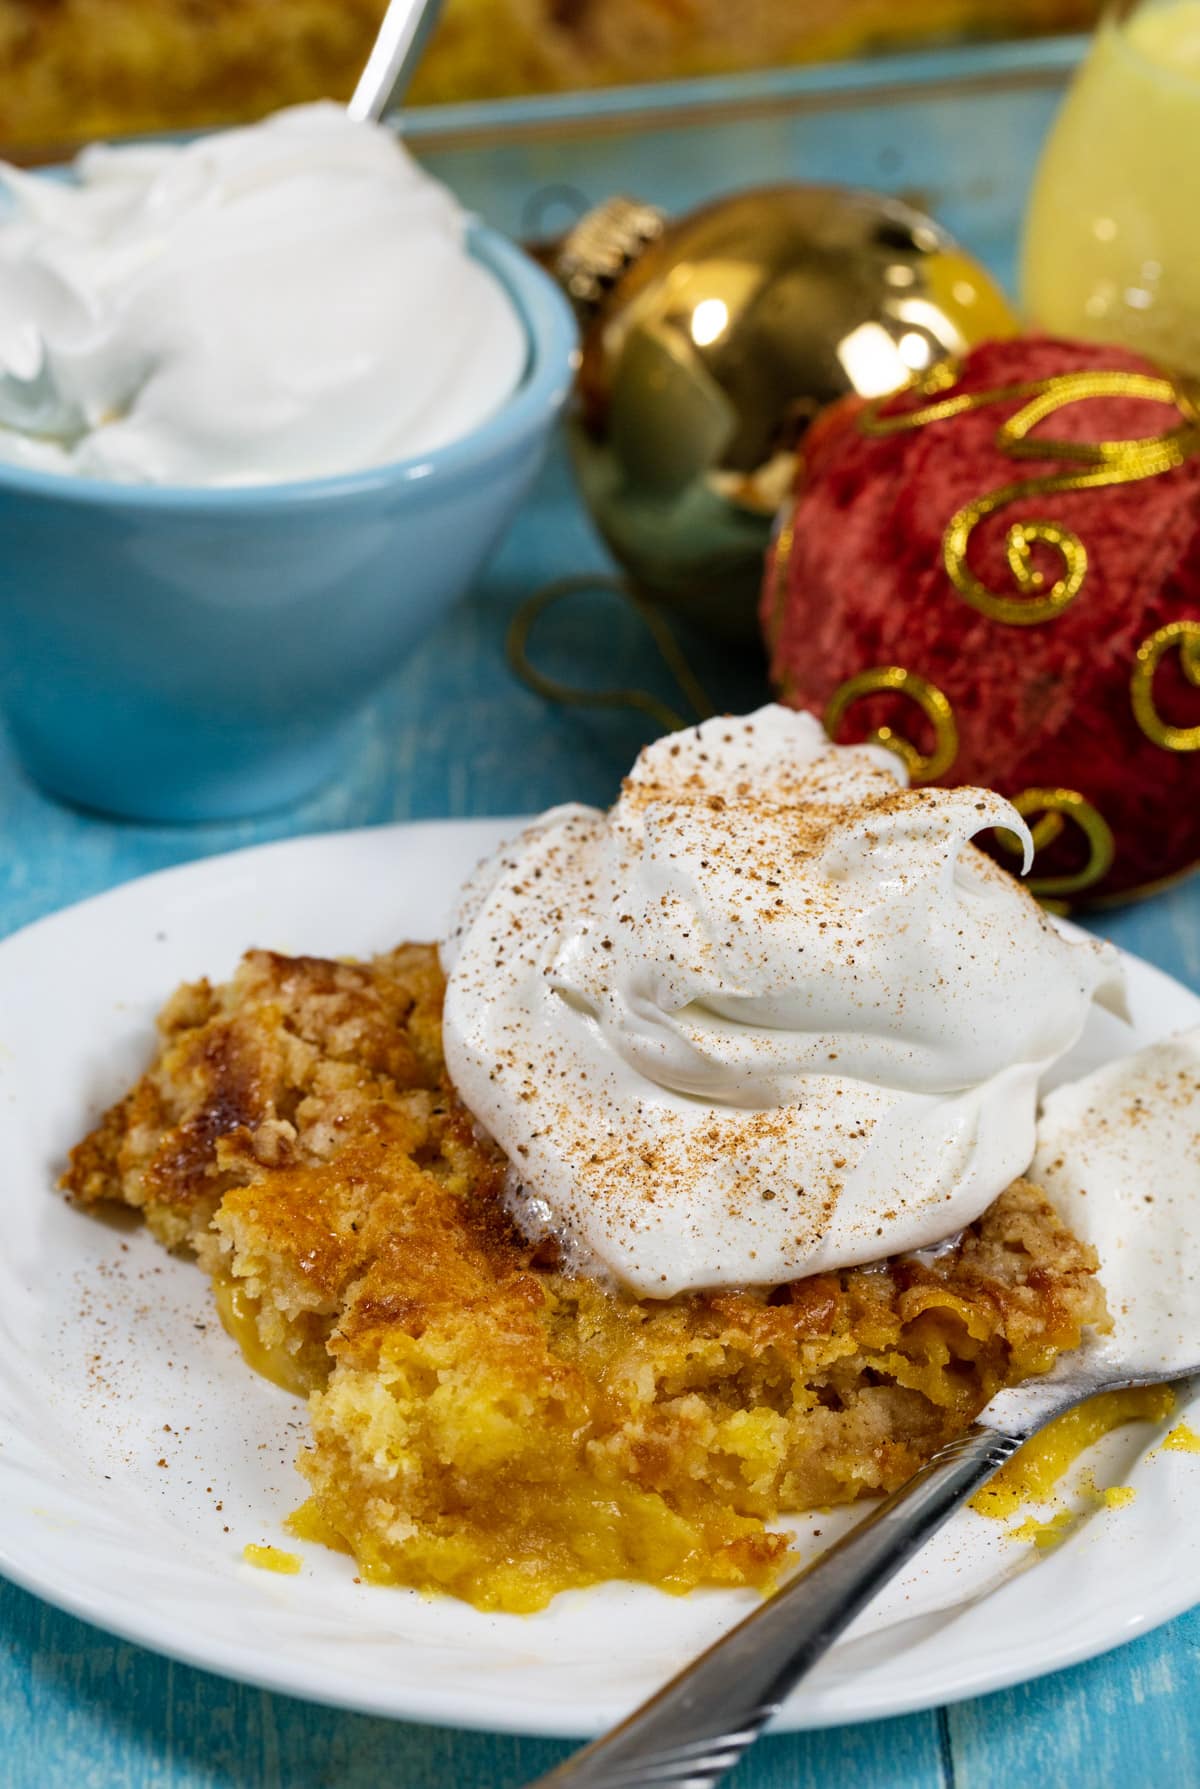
[
  {"xmin": 347, "ymin": 0, "xmax": 445, "ymax": 122},
  {"xmin": 527, "ymin": 1424, "xmax": 1023, "ymax": 1789}
]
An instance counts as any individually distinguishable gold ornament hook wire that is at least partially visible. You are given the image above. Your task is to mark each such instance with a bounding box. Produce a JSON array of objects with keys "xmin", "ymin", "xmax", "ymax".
[{"xmin": 506, "ymin": 575, "xmax": 714, "ymax": 736}]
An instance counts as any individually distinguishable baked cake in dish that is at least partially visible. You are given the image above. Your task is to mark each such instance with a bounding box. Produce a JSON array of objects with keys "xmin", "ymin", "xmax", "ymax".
[{"xmin": 0, "ymin": 0, "xmax": 1100, "ymax": 155}]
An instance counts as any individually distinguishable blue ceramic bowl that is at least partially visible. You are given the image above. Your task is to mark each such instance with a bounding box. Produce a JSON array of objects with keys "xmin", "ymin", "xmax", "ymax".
[{"xmin": 0, "ymin": 225, "xmax": 577, "ymax": 821}]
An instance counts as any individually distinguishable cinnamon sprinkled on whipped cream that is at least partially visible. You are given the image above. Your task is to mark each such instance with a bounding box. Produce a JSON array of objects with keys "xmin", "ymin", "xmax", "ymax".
[{"xmin": 441, "ymin": 707, "xmax": 1125, "ymax": 1296}]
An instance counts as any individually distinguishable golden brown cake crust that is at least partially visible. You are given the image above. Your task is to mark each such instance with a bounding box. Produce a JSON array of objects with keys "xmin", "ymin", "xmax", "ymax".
[
  {"xmin": 0, "ymin": 0, "xmax": 1100, "ymax": 155},
  {"xmin": 64, "ymin": 943, "xmax": 1108, "ymax": 1611}
]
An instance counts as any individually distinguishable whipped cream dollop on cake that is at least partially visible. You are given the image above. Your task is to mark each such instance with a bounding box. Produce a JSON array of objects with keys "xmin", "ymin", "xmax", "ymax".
[
  {"xmin": 441, "ymin": 706, "xmax": 1125, "ymax": 1296},
  {"xmin": 0, "ymin": 103, "xmax": 525, "ymax": 485},
  {"xmin": 1034, "ymin": 1030, "xmax": 1200, "ymax": 1376}
]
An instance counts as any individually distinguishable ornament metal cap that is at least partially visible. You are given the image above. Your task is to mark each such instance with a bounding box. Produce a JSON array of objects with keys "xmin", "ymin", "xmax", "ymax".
[{"xmin": 555, "ymin": 195, "xmax": 665, "ymax": 314}]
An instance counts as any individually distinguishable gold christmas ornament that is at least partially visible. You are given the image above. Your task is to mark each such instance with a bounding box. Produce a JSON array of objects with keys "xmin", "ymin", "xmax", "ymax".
[{"xmin": 556, "ymin": 187, "xmax": 1018, "ymax": 641}]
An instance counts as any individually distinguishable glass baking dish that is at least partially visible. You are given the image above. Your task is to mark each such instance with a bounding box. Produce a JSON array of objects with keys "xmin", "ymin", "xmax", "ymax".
[{"xmin": 409, "ymin": 35, "xmax": 1085, "ymax": 292}]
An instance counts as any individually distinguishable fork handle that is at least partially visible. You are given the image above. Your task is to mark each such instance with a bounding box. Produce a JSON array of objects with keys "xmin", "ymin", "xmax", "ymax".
[{"xmin": 527, "ymin": 1424, "xmax": 1023, "ymax": 1789}]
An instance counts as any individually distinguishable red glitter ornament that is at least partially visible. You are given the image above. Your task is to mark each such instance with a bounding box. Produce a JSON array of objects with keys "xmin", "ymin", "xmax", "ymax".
[{"xmin": 762, "ymin": 335, "xmax": 1200, "ymax": 906}]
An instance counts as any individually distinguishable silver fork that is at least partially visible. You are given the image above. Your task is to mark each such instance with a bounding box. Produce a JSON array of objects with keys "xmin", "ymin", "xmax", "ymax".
[{"xmin": 526, "ymin": 1349, "xmax": 1186, "ymax": 1788}]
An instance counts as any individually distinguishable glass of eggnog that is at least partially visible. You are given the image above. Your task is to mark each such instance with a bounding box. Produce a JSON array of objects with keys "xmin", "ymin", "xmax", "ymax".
[{"xmin": 1022, "ymin": 0, "xmax": 1200, "ymax": 377}]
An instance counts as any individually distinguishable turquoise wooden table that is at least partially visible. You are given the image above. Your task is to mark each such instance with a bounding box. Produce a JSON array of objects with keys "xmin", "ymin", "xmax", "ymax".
[
  {"xmin": 2, "ymin": 37, "xmax": 1200, "ymax": 1789},
  {"xmin": 3, "ymin": 447, "xmax": 1199, "ymax": 1789}
]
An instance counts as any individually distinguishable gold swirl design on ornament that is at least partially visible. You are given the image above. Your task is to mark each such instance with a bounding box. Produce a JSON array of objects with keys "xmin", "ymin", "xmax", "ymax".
[
  {"xmin": 992, "ymin": 787, "xmax": 1115, "ymax": 903},
  {"xmin": 860, "ymin": 368, "xmax": 1200, "ymax": 628},
  {"xmin": 1130, "ymin": 620, "xmax": 1200, "ymax": 752},
  {"xmin": 823, "ymin": 666, "xmax": 957, "ymax": 783}
]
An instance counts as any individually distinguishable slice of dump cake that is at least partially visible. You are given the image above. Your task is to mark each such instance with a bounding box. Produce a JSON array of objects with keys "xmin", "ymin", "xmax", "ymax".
[
  {"xmin": 65, "ymin": 708, "xmax": 1124, "ymax": 1611},
  {"xmin": 65, "ymin": 941, "xmax": 1108, "ymax": 1612}
]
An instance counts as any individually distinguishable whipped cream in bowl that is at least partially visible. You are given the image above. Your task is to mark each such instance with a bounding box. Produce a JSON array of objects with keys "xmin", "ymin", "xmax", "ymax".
[
  {"xmin": 0, "ymin": 103, "xmax": 527, "ymax": 486},
  {"xmin": 0, "ymin": 105, "xmax": 576, "ymax": 820},
  {"xmin": 442, "ymin": 706, "xmax": 1126, "ymax": 1297}
]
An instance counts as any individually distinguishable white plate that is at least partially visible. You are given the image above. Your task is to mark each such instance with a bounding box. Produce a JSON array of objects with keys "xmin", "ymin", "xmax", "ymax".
[{"xmin": 0, "ymin": 818, "xmax": 1198, "ymax": 1738}]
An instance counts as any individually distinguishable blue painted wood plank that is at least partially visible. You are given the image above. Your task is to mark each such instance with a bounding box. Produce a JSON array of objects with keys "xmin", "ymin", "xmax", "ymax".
[
  {"xmin": 948, "ymin": 1607, "xmax": 1200, "ymax": 1789},
  {"xmin": 0, "ymin": 1580, "xmax": 949, "ymax": 1789}
]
